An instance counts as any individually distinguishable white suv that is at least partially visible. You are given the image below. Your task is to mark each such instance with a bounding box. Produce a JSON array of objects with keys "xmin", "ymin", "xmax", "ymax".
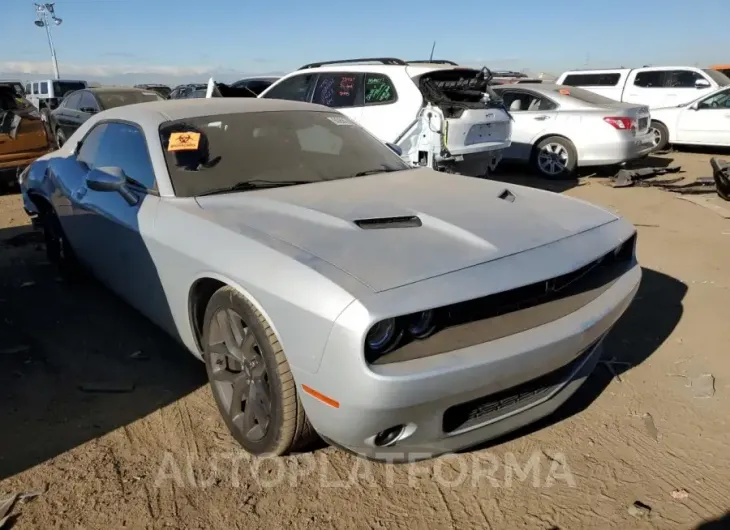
[{"xmin": 257, "ymin": 58, "xmax": 512, "ymax": 176}]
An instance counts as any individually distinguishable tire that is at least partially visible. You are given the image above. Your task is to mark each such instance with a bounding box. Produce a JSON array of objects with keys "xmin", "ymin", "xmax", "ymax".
[
  {"xmin": 649, "ymin": 121, "xmax": 669, "ymax": 152},
  {"xmin": 55, "ymin": 128, "xmax": 67, "ymax": 149},
  {"xmin": 202, "ymin": 286, "xmax": 316, "ymax": 456},
  {"xmin": 41, "ymin": 210, "xmax": 82, "ymax": 279},
  {"xmin": 532, "ymin": 136, "xmax": 578, "ymax": 179}
]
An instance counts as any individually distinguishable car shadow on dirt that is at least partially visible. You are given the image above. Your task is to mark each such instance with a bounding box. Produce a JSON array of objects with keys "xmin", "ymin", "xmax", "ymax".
[
  {"xmin": 0, "ymin": 225, "xmax": 206, "ymax": 481},
  {"xmin": 466, "ymin": 266, "xmax": 687, "ymax": 453},
  {"xmin": 695, "ymin": 511, "xmax": 730, "ymax": 529}
]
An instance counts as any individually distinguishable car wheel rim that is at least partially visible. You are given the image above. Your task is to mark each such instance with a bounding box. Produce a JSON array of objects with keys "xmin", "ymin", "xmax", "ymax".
[
  {"xmin": 207, "ymin": 308, "xmax": 272, "ymax": 443},
  {"xmin": 537, "ymin": 143, "xmax": 569, "ymax": 176},
  {"xmin": 650, "ymin": 127, "xmax": 662, "ymax": 148}
]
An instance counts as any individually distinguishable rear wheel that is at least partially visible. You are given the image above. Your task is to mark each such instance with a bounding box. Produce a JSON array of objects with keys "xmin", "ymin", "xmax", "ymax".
[
  {"xmin": 202, "ymin": 286, "xmax": 316, "ymax": 456},
  {"xmin": 532, "ymin": 136, "xmax": 578, "ymax": 179},
  {"xmin": 649, "ymin": 121, "xmax": 669, "ymax": 152}
]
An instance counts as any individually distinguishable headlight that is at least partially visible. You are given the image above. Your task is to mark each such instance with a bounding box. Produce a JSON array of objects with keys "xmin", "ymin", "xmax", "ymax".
[
  {"xmin": 366, "ymin": 318, "xmax": 398, "ymax": 352},
  {"xmin": 406, "ymin": 310, "xmax": 435, "ymax": 339}
]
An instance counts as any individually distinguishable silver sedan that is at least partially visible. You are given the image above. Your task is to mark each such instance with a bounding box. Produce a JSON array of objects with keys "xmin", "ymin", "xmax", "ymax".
[{"xmin": 493, "ymin": 84, "xmax": 654, "ymax": 178}]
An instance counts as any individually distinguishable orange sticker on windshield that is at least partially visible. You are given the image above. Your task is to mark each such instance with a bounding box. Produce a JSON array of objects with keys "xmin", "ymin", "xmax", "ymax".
[
  {"xmin": 168, "ymin": 132, "xmax": 201, "ymax": 151},
  {"xmin": 559, "ymin": 88, "xmax": 570, "ymax": 95}
]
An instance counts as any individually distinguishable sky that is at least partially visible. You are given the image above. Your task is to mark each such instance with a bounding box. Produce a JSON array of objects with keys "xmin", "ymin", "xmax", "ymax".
[{"xmin": 1, "ymin": 0, "xmax": 730, "ymax": 86}]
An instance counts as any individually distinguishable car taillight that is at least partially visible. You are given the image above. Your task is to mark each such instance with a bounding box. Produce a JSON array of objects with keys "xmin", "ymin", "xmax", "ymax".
[{"xmin": 604, "ymin": 117, "xmax": 636, "ymax": 131}]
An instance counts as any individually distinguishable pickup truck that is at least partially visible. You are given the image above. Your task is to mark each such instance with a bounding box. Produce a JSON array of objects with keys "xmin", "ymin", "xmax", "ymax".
[{"xmin": 556, "ymin": 66, "xmax": 730, "ymax": 109}]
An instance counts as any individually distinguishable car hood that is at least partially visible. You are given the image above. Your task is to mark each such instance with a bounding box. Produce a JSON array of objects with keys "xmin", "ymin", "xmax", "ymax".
[{"xmin": 194, "ymin": 169, "xmax": 618, "ymax": 293}]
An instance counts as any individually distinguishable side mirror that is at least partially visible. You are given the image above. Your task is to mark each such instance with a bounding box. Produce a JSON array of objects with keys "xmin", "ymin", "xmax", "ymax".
[
  {"xmin": 386, "ymin": 142, "xmax": 402, "ymax": 156},
  {"xmin": 695, "ymin": 79, "xmax": 711, "ymax": 89},
  {"xmin": 86, "ymin": 166, "xmax": 138, "ymax": 205}
]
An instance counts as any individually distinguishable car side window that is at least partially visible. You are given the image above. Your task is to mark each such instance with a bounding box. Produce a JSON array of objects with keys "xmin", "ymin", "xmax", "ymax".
[
  {"xmin": 78, "ymin": 92, "xmax": 99, "ymax": 112},
  {"xmin": 633, "ymin": 71, "xmax": 664, "ymax": 88},
  {"xmin": 312, "ymin": 73, "xmax": 362, "ymax": 108},
  {"xmin": 262, "ymin": 74, "xmax": 316, "ymax": 102},
  {"xmin": 64, "ymin": 92, "xmax": 82, "ymax": 109},
  {"xmin": 77, "ymin": 124, "xmax": 108, "ymax": 167},
  {"xmin": 562, "ymin": 73, "xmax": 620, "ymax": 86},
  {"xmin": 500, "ymin": 91, "xmax": 555, "ymax": 112},
  {"xmin": 664, "ymin": 70, "xmax": 705, "ymax": 88},
  {"xmin": 697, "ymin": 89, "xmax": 730, "ymax": 109},
  {"xmin": 92, "ymin": 122, "xmax": 157, "ymax": 190},
  {"xmin": 32, "ymin": 82, "xmax": 38, "ymax": 95},
  {"xmin": 25, "ymin": 84, "xmax": 31, "ymax": 94},
  {"xmin": 40, "ymin": 82, "xmax": 48, "ymax": 95},
  {"xmin": 363, "ymin": 73, "xmax": 397, "ymax": 105}
]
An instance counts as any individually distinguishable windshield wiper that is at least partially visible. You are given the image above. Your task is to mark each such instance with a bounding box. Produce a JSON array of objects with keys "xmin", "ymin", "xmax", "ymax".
[
  {"xmin": 197, "ymin": 179, "xmax": 314, "ymax": 197},
  {"xmin": 352, "ymin": 167, "xmax": 404, "ymax": 177}
]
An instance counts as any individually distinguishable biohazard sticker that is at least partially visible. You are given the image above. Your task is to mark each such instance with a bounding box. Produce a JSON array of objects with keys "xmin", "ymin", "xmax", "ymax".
[{"xmin": 168, "ymin": 132, "xmax": 201, "ymax": 151}]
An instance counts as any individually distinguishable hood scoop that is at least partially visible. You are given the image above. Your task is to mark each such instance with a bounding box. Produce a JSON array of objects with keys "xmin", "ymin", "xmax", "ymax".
[{"xmin": 353, "ymin": 215, "xmax": 422, "ymax": 230}]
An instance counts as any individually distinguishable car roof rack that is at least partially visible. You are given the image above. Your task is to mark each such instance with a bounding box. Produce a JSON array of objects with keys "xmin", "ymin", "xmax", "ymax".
[
  {"xmin": 298, "ymin": 58, "xmax": 407, "ymax": 70},
  {"xmin": 406, "ymin": 60, "xmax": 459, "ymax": 65}
]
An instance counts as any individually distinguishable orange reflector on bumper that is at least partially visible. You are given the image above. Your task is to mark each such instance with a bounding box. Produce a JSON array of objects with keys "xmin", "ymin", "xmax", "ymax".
[{"xmin": 301, "ymin": 384, "xmax": 340, "ymax": 409}]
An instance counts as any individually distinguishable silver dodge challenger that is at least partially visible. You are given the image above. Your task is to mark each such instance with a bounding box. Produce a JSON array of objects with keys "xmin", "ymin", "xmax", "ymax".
[{"xmin": 19, "ymin": 98, "xmax": 642, "ymax": 461}]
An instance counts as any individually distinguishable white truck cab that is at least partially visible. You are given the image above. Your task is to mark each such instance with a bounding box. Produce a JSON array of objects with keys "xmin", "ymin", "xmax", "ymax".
[
  {"xmin": 556, "ymin": 66, "xmax": 730, "ymax": 109},
  {"xmin": 256, "ymin": 58, "xmax": 512, "ymax": 176},
  {"xmin": 24, "ymin": 79, "xmax": 88, "ymax": 112}
]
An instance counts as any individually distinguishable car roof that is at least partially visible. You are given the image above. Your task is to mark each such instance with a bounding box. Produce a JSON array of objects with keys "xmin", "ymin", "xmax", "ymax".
[
  {"xmin": 87, "ymin": 87, "xmax": 154, "ymax": 93},
  {"xmin": 95, "ymin": 97, "xmax": 330, "ymax": 125},
  {"xmin": 288, "ymin": 62, "xmax": 477, "ymax": 77}
]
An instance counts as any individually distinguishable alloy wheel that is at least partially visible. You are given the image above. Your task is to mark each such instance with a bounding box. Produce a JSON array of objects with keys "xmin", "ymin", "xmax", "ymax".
[
  {"xmin": 207, "ymin": 308, "xmax": 272, "ymax": 443},
  {"xmin": 537, "ymin": 143, "xmax": 569, "ymax": 176}
]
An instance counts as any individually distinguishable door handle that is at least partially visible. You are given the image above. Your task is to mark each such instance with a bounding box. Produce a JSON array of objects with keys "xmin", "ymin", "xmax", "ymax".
[{"xmin": 534, "ymin": 116, "xmax": 549, "ymax": 121}]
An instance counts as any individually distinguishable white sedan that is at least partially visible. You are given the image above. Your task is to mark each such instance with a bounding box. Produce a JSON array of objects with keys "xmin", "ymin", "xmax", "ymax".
[
  {"xmin": 649, "ymin": 86, "xmax": 730, "ymax": 151},
  {"xmin": 492, "ymin": 84, "xmax": 654, "ymax": 179}
]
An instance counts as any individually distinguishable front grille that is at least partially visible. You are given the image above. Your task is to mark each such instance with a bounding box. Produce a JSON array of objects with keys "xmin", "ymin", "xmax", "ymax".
[
  {"xmin": 370, "ymin": 233, "xmax": 636, "ymax": 365},
  {"xmin": 442, "ymin": 338, "xmax": 602, "ymax": 434}
]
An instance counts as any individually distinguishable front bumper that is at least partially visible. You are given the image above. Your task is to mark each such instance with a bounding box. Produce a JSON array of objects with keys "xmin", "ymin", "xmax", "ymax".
[
  {"xmin": 578, "ymin": 131, "xmax": 655, "ymax": 167},
  {"xmin": 299, "ymin": 261, "xmax": 641, "ymax": 461}
]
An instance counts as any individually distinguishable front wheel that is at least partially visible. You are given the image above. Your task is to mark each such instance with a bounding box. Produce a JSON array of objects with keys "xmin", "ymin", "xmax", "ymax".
[
  {"xmin": 202, "ymin": 286, "xmax": 316, "ymax": 456},
  {"xmin": 55, "ymin": 128, "xmax": 67, "ymax": 149},
  {"xmin": 532, "ymin": 136, "xmax": 578, "ymax": 179}
]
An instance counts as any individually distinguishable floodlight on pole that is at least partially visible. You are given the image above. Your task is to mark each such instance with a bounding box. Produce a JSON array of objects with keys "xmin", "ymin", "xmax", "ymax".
[{"xmin": 34, "ymin": 2, "xmax": 62, "ymax": 80}]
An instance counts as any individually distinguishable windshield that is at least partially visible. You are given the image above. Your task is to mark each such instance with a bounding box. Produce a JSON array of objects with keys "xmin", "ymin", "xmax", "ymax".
[
  {"xmin": 159, "ymin": 110, "xmax": 410, "ymax": 197},
  {"xmin": 550, "ymin": 85, "xmax": 621, "ymax": 105},
  {"xmin": 703, "ymin": 69, "xmax": 730, "ymax": 86},
  {"xmin": 97, "ymin": 90, "xmax": 162, "ymax": 109},
  {"xmin": 53, "ymin": 81, "xmax": 87, "ymax": 98}
]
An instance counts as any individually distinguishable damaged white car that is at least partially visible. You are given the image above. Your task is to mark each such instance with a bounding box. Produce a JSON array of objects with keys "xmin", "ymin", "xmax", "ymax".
[{"xmin": 253, "ymin": 58, "xmax": 512, "ymax": 176}]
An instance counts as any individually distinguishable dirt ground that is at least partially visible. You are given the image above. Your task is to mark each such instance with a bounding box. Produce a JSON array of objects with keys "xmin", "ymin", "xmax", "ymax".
[{"xmin": 0, "ymin": 151, "xmax": 729, "ymax": 530}]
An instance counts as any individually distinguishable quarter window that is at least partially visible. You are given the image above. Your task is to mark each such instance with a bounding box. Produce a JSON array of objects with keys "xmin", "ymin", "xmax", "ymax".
[
  {"xmin": 77, "ymin": 124, "xmax": 108, "ymax": 167},
  {"xmin": 262, "ymin": 74, "xmax": 317, "ymax": 102},
  {"xmin": 363, "ymin": 73, "xmax": 397, "ymax": 105}
]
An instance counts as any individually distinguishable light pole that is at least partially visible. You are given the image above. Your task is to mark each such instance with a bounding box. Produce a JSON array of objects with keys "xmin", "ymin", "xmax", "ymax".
[{"xmin": 34, "ymin": 2, "xmax": 63, "ymax": 80}]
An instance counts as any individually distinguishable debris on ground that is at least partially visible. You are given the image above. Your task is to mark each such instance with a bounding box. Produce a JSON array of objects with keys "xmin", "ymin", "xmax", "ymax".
[
  {"xmin": 611, "ymin": 166, "xmax": 682, "ymax": 188},
  {"xmin": 642, "ymin": 413, "xmax": 659, "ymax": 441},
  {"xmin": 78, "ymin": 381, "xmax": 136, "ymax": 393},
  {"xmin": 129, "ymin": 350, "xmax": 150, "ymax": 361},
  {"xmin": 0, "ymin": 493, "xmax": 18, "ymax": 529},
  {"xmin": 0, "ymin": 344, "xmax": 31, "ymax": 355},
  {"xmin": 628, "ymin": 501, "xmax": 652, "ymax": 518},
  {"xmin": 671, "ymin": 489, "xmax": 689, "ymax": 500},
  {"xmin": 599, "ymin": 357, "xmax": 632, "ymax": 382},
  {"xmin": 19, "ymin": 281, "xmax": 35, "ymax": 288},
  {"xmin": 690, "ymin": 374, "xmax": 716, "ymax": 398}
]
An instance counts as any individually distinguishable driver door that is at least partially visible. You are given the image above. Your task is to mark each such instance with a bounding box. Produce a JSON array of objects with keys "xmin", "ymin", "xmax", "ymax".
[
  {"xmin": 498, "ymin": 89, "xmax": 558, "ymax": 161},
  {"xmin": 675, "ymin": 89, "xmax": 730, "ymax": 146},
  {"xmin": 68, "ymin": 121, "xmax": 164, "ymax": 317}
]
